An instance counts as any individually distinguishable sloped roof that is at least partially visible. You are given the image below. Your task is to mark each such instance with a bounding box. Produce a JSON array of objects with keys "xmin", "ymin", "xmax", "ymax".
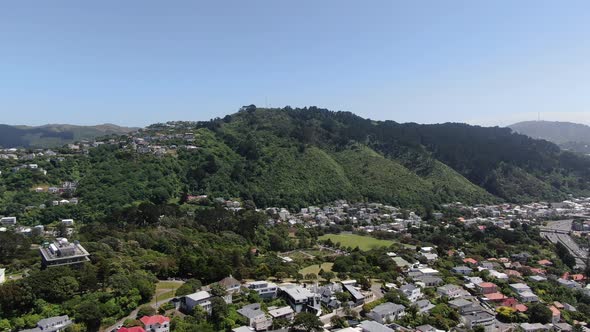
[{"xmin": 139, "ymin": 315, "xmax": 170, "ymax": 325}]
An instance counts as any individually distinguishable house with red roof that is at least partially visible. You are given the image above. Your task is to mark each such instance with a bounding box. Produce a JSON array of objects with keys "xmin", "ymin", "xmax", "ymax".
[
  {"xmin": 476, "ymin": 282, "xmax": 498, "ymax": 295},
  {"xmin": 484, "ymin": 292, "xmax": 507, "ymax": 302},
  {"xmin": 537, "ymin": 259, "xmax": 552, "ymax": 266},
  {"xmin": 463, "ymin": 258, "xmax": 478, "ymax": 265},
  {"xmin": 549, "ymin": 306, "xmax": 561, "ymax": 324},
  {"xmin": 118, "ymin": 328, "xmax": 146, "ymax": 332},
  {"xmin": 505, "ymin": 269, "xmax": 522, "ymax": 278},
  {"xmin": 139, "ymin": 315, "xmax": 170, "ymax": 332}
]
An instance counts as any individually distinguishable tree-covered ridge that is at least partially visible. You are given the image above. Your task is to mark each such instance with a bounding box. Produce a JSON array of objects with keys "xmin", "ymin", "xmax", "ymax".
[
  {"xmin": 196, "ymin": 106, "xmax": 590, "ymax": 206},
  {"xmin": 3, "ymin": 106, "xmax": 590, "ymax": 218}
]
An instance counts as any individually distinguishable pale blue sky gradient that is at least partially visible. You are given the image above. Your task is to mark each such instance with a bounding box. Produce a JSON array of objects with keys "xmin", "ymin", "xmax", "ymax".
[{"xmin": 1, "ymin": 1, "xmax": 590, "ymax": 126}]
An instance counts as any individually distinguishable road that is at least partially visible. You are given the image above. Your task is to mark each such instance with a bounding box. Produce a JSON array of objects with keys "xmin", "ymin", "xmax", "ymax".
[
  {"xmin": 540, "ymin": 219, "xmax": 588, "ymax": 269},
  {"xmin": 102, "ymin": 280, "xmax": 183, "ymax": 332}
]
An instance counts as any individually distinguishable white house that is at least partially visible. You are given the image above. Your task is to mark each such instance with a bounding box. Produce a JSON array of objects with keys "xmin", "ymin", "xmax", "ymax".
[
  {"xmin": 0, "ymin": 216, "xmax": 17, "ymax": 226},
  {"xmin": 0, "ymin": 268, "xmax": 5, "ymax": 284},
  {"xmin": 183, "ymin": 291, "xmax": 213, "ymax": 314},
  {"xmin": 437, "ymin": 284, "xmax": 464, "ymax": 299},
  {"xmin": 399, "ymin": 284, "xmax": 422, "ymax": 303},
  {"xmin": 61, "ymin": 219, "xmax": 75, "ymax": 226}
]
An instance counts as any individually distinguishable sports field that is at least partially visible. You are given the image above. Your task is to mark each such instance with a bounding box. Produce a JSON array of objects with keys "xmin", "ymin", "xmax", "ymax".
[{"xmin": 318, "ymin": 233, "xmax": 395, "ymax": 251}]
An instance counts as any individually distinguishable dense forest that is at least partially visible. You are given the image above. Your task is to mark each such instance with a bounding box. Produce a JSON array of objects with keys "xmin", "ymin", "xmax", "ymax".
[{"xmin": 189, "ymin": 106, "xmax": 590, "ymax": 208}]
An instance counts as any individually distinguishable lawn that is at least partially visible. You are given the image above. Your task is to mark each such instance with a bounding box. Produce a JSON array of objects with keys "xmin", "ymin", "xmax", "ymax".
[
  {"xmin": 150, "ymin": 280, "xmax": 184, "ymax": 305},
  {"xmin": 299, "ymin": 262, "xmax": 334, "ymax": 276},
  {"xmin": 319, "ymin": 233, "xmax": 395, "ymax": 251}
]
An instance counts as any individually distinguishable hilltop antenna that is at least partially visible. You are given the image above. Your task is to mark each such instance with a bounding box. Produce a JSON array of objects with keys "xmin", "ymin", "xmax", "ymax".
[{"xmin": 538, "ymin": 112, "xmax": 541, "ymax": 121}]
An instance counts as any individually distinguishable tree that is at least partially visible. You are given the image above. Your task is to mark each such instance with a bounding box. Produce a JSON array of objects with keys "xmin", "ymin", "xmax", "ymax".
[
  {"xmin": 175, "ymin": 279, "xmax": 203, "ymax": 297},
  {"xmin": 292, "ymin": 312, "xmax": 323, "ymax": 332},
  {"xmin": 136, "ymin": 305, "xmax": 156, "ymax": 318},
  {"xmin": 209, "ymin": 283, "xmax": 227, "ymax": 297},
  {"xmin": 275, "ymin": 271, "xmax": 288, "ymax": 282},
  {"xmin": 528, "ymin": 303, "xmax": 552, "ymax": 324},
  {"xmin": 358, "ymin": 276, "xmax": 372, "ymax": 291},
  {"xmin": 304, "ymin": 273, "xmax": 317, "ymax": 281},
  {"xmin": 210, "ymin": 297, "xmax": 228, "ymax": 326},
  {"xmin": 330, "ymin": 315, "xmax": 347, "ymax": 329},
  {"xmin": 320, "ymin": 271, "xmax": 335, "ymax": 283}
]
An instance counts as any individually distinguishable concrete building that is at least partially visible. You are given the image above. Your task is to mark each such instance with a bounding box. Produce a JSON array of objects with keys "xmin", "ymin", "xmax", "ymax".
[
  {"xmin": 247, "ymin": 281, "xmax": 278, "ymax": 299},
  {"xmin": 40, "ymin": 238, "xmax": 90, "ymax": 268},
  {"xmin": 279, "ymin": 284, "xmax": 321, "ymax": 314}
]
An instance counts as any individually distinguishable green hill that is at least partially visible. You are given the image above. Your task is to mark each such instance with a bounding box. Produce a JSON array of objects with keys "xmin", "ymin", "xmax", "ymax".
[{"xmin": 10, "ymin": 106, "xmax": 590, "ymax": 216}]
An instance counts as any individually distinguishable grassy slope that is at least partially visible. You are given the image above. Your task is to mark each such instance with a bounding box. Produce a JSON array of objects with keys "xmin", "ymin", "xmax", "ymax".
[
  {"xmin": 332, "ymin": 145, "xmax": 435, "ymax": 207},
  {"xmin": 424, "ymin": 161, "xmax": 497, "ymax": 204}
]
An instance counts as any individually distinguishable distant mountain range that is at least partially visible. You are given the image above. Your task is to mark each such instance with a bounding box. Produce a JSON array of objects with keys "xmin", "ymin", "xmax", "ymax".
[
  {"xmin": 0, "ymin": 124, "xmax": 137, "ymax": 148},
  {"xmin": 509, "ymin": 121, "xmax": 590, "ymax": 154}
]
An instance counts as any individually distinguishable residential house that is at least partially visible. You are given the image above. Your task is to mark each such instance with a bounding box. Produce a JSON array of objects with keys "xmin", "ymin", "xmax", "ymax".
[
  {"xmin": 510, "ymin": 283, "xmax": 539, "ymax": 303},
  {"xmin": 488, "ymin": 270, "xmax": 508, "ymax": 280},
  {"xmin": 182, "ymin": 291, "xmax": 213, "ymax": 314},
  {"xmin": 267, "ymin": 306, "xmax": 294, "ymax": 322},
  {"xmin": 358, "ymin": 320, "xmax": 395, "ymax": 332},
  {"xmin": 61, "ymin": 219, "xmax": 74, "ymax": 226},
  {"xmin": 520, "ymin": 323, "xmax": 549, "ymax": 332},
  {"xmin": 0, "ymin": 216, "xmax": 16, "ymax": 226},
  {"xmin": 247, "ymin": 281, "xmax": 278, "ymax": 299},
  {"xmin": 236, "ymin": 303, "xmax": 272, "ymax": 331},
  {"xmin": 399, "ymin": 284, "xmax": 422, "ymax": 303},
  {"xmin": 343, "ymin": 283, "xmax": 366, "ymax": 306},
  {"xmin": 279, "ymin": 285, "xmax": 321, "ymax": 314},
  {"xmin": 557, "ymin": 278, "xmax": 580, "ymax": 289},
  {"xmin": 139, "ymin": 315, "xmax": 170, "ymax": 332},
  {"xmin": 461, "ymin": 312, "xmax": 495, "ymax": 332},
  {"xmin": 415, "ymin": 325, "xmax": 441, "ymax": 332},
  {"xmin": 436, "ymin": 284, "xmax": 463, "ymax": 299},
  {"xmin": 553, "ymin": 323, "xmax": 573, "ymax": 332},
  {"xmin": 20, "ymin": 315, "xmax": 73, "ymax": 332},
  {"xmin": 476, "ymin": 282, "xmax": 498, "ymax": 295},
  {"xmin": 413, "ymin": 276, "xmax": 443, "ymax": 287},
  {"xmin": 118, "ymin": 327, "xmax": 146, "ymax": 332},
  {"xmin": 414, "ymin": 299, "xmax": 434, "ymax": 313},
  {"xmin": 0, "ymin": 268, "xmax": 5, "ymax": 284},
  {"xmin": 549, "ymin": 306, "xmax": 560, "ymax": 324},
  {"xmin": 367, "ymin": 302, "xmax": 405, "ymax": 324},
  {"xmin": 452, "ymin": 266, "xmax": 472, "ymax": 275}
]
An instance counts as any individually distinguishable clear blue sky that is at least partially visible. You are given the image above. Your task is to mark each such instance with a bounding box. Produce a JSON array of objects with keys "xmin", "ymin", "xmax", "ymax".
[{"xmin": 2, "ymin": 1, "xmax": 590, "ymax": 127}]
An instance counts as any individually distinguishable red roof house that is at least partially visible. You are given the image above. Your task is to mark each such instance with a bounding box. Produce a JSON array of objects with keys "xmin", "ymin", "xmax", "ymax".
[
  {"xmin": 463, "ymin": 258, "xmax": 478, "ymax": 265},
  {"xmin": 118, "ymin": 328, "xmax": 146, "ymax": 332},
  {"xmin": 140, "ymin": 315, "xmax": 170, "ymax": 332}
]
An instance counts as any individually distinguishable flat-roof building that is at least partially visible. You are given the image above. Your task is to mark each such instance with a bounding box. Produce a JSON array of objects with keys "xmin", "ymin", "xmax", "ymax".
[{"xmin": 40, "ymin": 238, "xmax": 90, "ymax": 268}]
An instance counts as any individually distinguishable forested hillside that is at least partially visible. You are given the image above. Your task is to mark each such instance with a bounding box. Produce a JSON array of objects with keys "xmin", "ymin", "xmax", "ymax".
[
  {"xmin": 190, "ymin": 106, "xmax": 590, "ymax": 206},
  {"xmin": 3, "ymin": 106, "xmax": 590, "ymax": 219}
]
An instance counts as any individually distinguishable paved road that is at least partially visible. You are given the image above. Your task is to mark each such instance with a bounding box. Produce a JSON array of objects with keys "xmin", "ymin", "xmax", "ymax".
[
  {"xmin": 541, "ymin": 219, "xmax": 588, "ymax": 269},
  {"xmin": 102, "ymin": 280, "xmax": 183, "ymax": 332}
]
